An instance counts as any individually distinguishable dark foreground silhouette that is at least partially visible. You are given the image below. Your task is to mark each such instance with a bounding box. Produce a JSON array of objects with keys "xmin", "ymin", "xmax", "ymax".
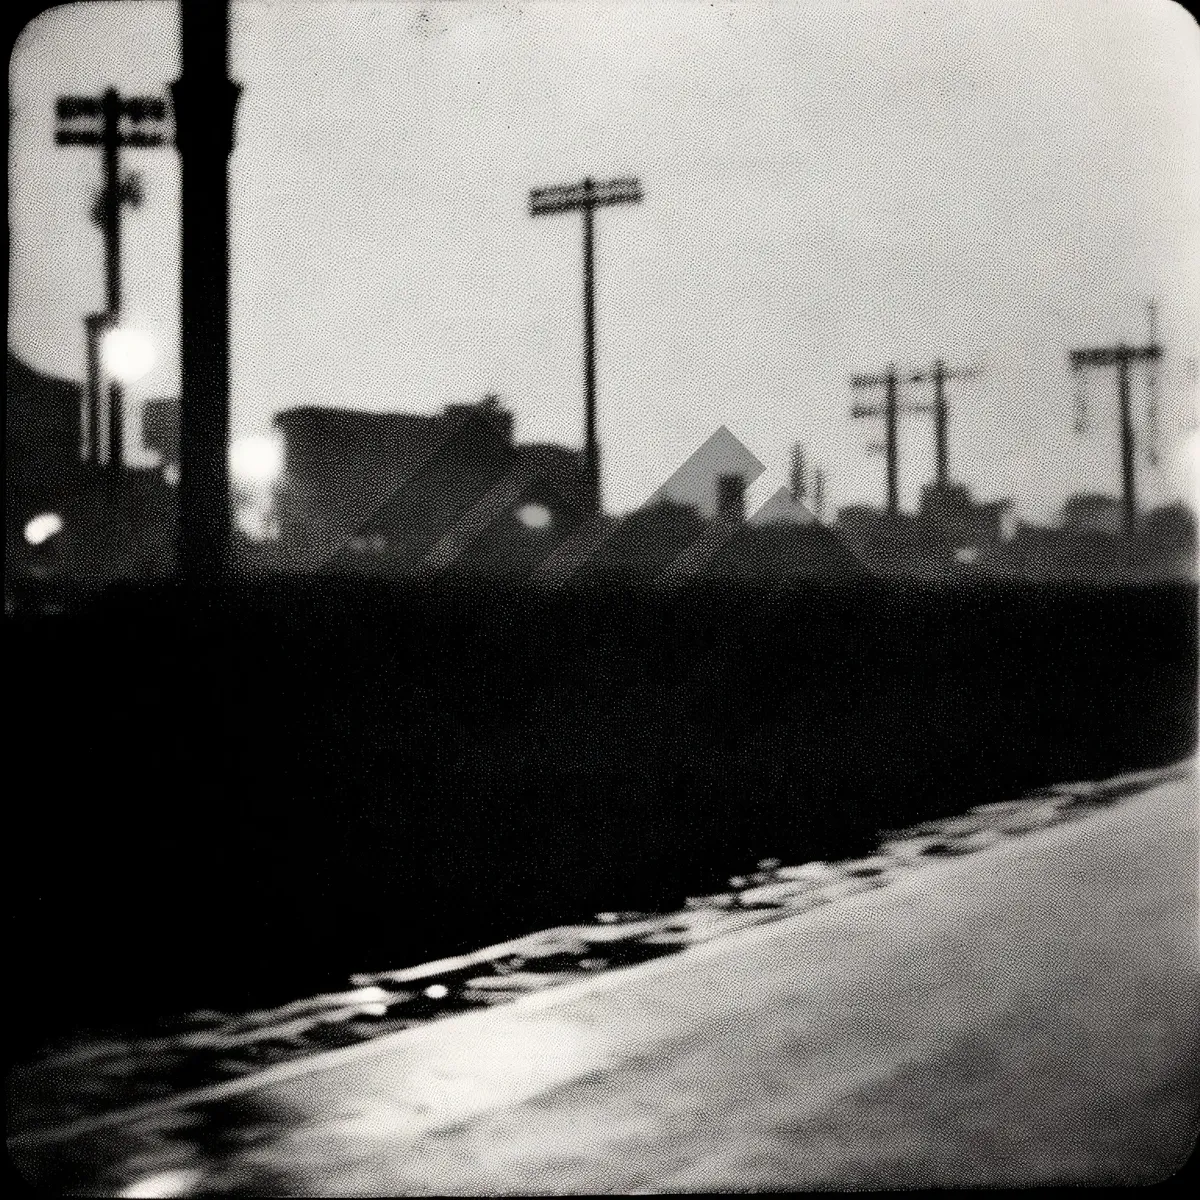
[{"xmin": 6, "ymin": 578, "xmax": 1196, "ymax": 1056}]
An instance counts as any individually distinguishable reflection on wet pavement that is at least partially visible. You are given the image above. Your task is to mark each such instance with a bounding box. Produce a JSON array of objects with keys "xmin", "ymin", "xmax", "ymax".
[{"xmin": 8, "ymin": 762, "xmax": 1186, "ymax": 1195}]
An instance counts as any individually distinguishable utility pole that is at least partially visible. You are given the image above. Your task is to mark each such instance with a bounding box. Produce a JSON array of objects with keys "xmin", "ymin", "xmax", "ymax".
[
  {"xmin": 529, "ymin": 176, "xmax": 642, "ymax": 516},
  {"xmin": 812, "ymin": 468, "xmax": 826, "ymax": 522},
  {"xmin": 789, "ymin": 443, "xmax": 806, "ymax": 502},
  {"xmin": 56, "ymin": 89, "xmax": 167, "ymax": 473},
  {"xmin": 906, "ymin": 359, "xmax": 981, "ymax": 492},
  {"xmin": 172, "ymin": 0, "xmax": 241, "ymax": 582},
  {"xmin": 851, "ymin": 366, "xmax": 922, "ymax": 517},
  {"xmin": 83, "ymin": 313, "xmax": 108, "ymax": 465},
  {"xmin": 1068, "ymin": 336, "xmax": 1163, "ymax": 535},
  {"xmin": 1145, "ymin": 302, "xmax": 1160, "ymax": 466}
]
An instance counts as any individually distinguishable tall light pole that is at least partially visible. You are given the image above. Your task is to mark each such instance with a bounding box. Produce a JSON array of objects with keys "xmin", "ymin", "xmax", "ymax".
[
  {"xmin": 529, "ymin": 176, "xmax": 642, "ymax": 516},
  {"xmin": 83, "ymin": 313, "xmax": 109, "ymax": 466},
  {"xmin": 55, "ymin": 89, "xmax": 167, "ymax": 472},
  {"xmin": 172, "ymin": 0, "xmax": 241, "ymax": 581}
]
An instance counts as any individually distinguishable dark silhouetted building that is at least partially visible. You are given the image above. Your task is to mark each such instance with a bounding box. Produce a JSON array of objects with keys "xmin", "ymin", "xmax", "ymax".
[
  {"xmin": 833, "ymin": 506, "xmax": 947, "ymax": 580},
  {"xmin": 564, "ymin": 458, "xmax": 863, "ymax": 585},
  {"xmin": 6, "ymin": 352, "xmax": 81, "ymax": 524},
  {"xmin": 716, "ymin": 472, "xmax": 747, "ymax": 523},
  {"xmin": 917, "ymin": 483, "xmax": 1016, "ymax": 560},
  {"xmin": 832, "ymin": 483, "xmax": 1020, "ymax": 580},
  {"xmin": 274, "ymin": 395, "xmax": 588, "ymax": 576},
  {"xmin": 6, "ymin": 351, "xmax": 178, "ymax": 593},
  {"xmin": 1009, "ymin": 501, "xmax": 1197, "ymax": 583},
  {"xmin": 702, "ymin": 520, "xmax": 867, "ymax": 582},
  {"xmin": 7, "ymin": 352, "xmax": 82, "ymax": 588}
]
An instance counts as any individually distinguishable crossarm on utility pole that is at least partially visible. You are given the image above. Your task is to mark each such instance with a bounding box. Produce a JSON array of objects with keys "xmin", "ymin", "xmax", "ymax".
[
  {"xmin": 850, "ymin": 367, "xmax": 903, "ymax": 516},
  {"xmin": 905, "ymin": 361, "xmax": 982, "ymax": 491},
  {"xmin": 55, "ymin": 86, "xmax": 169, "ymax": 473},
  {"xmin": 528, "ymin": 175, "xmax": 643, "ymax": 516},
  {"xmin": 1067, "ymin": 341, "xmax": 1163, "ymax": 534}
]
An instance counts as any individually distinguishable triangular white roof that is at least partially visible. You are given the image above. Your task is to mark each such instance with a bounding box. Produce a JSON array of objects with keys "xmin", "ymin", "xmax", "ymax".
[{"xmin": 749, "ymin": 486, "xmax": 817, "ymax": 527}]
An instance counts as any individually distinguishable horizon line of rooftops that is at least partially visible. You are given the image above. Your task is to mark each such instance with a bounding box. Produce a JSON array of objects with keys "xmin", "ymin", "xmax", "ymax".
[{"xmin": 8, "ymin": 350, "xmax": 1191, "ymax": 532}]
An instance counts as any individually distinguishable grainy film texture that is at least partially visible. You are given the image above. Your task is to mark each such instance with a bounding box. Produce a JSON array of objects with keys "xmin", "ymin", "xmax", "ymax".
[{"xmin": 6, "ymin": 1, "xmax": 1199, "ymax": 1195}]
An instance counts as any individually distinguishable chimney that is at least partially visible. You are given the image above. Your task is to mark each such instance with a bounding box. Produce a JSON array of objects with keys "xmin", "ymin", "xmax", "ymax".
[{"xmin": 716, "ymin": 473, "xmax": 746, "ymax": 523}]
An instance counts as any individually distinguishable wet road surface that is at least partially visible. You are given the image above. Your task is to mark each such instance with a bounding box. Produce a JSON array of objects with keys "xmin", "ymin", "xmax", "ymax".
[{"xmin": 65, "ymin": 767, "xmax": 1198, "ymax": 1195}]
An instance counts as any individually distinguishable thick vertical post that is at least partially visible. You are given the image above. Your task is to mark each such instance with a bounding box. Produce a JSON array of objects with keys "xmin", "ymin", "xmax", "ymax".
[
  {"xmin": 84, "ymin": 314, "xmax": 104, "ymax": 464},
  {"xmin": 1117, "ymin": 351, "xmax": 1136, "ymax": 534},
  {"xmin": 107, "ymin": 380, "xmax": 124, "ymax": 479},
  {"xmin": 885, "ymin": 366, "xmax": 899, "ymax": 517},
  {"xmin": 172, "ymin": 0, "xmax": 240, "ymax": 581},
  {"xmin": 101, "ymin": 89, "xmax": 121, "ymax": 315},
  {"xmin": 581, "ymin": 182, "xmax": 599, "ymax": 515},
  {"xmin": 101, "ymin": 91, "xmax": 124, "ymax": 479},
  {"xmin": 107, "ymin": 381, "xmax": 125, "ymax": 474},
  {"xmin": 933, "ymin": 359, "xmax": 948, "ymax": 490}
]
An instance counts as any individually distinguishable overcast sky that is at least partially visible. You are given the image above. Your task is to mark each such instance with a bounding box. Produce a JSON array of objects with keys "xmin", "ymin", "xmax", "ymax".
[{"xmin": 9, "ymin": 0, "xmax": 1200, "ymax": 519}]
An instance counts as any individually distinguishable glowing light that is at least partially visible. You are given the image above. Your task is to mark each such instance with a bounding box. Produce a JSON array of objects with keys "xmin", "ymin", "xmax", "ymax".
[
  {"xmin": 358, "ymin": 1002, "xmax": 389, "ymax": 1017},
  {"xmin": 955, "ymin": 546, "xmax": 980, "ymax": 565},
  {"xmin": 423, "ymin": 984, "xmax": 450, "ymax": 1000},
  {"xmin": 235, "ymin": 501, "xmax": 279, "ymax": 543},
  {"xmin": 230, "ymin": 435, "xmax": 285, "ymax": 486},
  {"xmin": 100, "ymin": 327, "xmax": 156, "ymax": 383},
  {"xmin": 119, "ymin": 1168, "xmax": 203, "ymax": 1198},
  {"xmin": 349, "ymin": 986, "xmax": 390, "ymax": 1004},
  {"xmin": 516, "ymin": 502, "xmax": 552, "ymax": 529},
  {"xmin": 162, "ymin": 463, "xmax": 180, "ymax": 487},
  {"xmin": 400, "ymin": 1015, "xmax": 602, "ymax": 1117},
  {"xmin": 24, "ymin": 512, "xmax": 63, "ymax": 545}
]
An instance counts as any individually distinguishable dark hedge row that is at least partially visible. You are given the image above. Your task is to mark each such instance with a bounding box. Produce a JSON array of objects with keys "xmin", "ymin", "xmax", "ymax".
[{"xmin": 6, "ymin": 579, "xmax": 1196, "ymax": 1050}]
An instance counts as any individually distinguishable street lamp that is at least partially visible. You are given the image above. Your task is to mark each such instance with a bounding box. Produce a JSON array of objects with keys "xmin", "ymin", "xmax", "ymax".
[
  {"xmin": 230, "ymin": 435, "xmax": 285, "ymax": 543},
  {"xmin": 100, "ymin": 326, "xmax": 156, "ymax": 383},
  {"xmin": 229, "ymin": 435, "xmax": 284, "ymax": 488},
  {"xmin": 90, "ymin": 322, "xmax": 155, "ymax": 478}
]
